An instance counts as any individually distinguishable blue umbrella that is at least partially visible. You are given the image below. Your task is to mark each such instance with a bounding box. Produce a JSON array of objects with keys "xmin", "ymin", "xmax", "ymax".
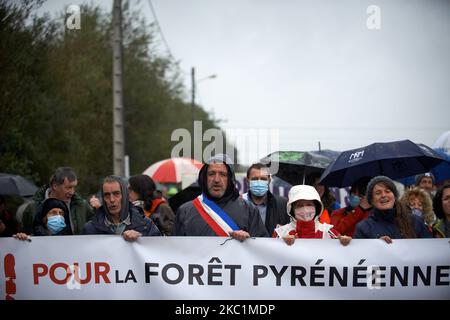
[
  {"xmin": 397, "ymin": 147, "xmax": 450, "ymax": 185},
  {"xmin": 431, "ymin": 148, "xmax": 450, "ymax": 183},
  {"xmin": 319, "ymin": 140, "xmax": 446, "ymax": 188}
]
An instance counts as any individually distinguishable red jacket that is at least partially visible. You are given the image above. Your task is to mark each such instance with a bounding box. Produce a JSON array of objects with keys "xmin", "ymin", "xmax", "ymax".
[
  {"xmin": 330, "ymin": 205, "xmax": 371, "ymax": 237},
  {"xmin": 274, "ymin": 219, "xmax": 340, "ymax": 239},
  {"xmin": 319, "ymin": 208, "xmax": 331, "ymax": 224}
]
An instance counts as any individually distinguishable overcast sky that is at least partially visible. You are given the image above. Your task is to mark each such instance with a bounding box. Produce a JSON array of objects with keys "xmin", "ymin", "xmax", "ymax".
[{"xmin": 40, "ymin": 0, "xmax": 450, "ymax": 164}]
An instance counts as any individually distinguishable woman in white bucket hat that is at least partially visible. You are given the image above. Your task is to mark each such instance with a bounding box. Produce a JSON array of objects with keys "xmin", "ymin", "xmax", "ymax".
[{"xmin": 273, "ymin": 185, "xmax": 352, "ymax": 246}]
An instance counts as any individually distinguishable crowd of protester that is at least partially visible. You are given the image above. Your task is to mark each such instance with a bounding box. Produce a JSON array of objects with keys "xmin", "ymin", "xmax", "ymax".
[{"xmin": 2, "ymin": 160, "xmax": 449, "ymax": 242}]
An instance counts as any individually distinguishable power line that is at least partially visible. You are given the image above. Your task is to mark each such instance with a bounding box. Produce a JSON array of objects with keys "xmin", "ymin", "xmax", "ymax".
[
  {"xmin": 147, "ymin": 0, "xmax": 175, "ymax": 61},
  {"xmin": 146, "ymin": 1, "xmax": 191, "ymax": 79}
]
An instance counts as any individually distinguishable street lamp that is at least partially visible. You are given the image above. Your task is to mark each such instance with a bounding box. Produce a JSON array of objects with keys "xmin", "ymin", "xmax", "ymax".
[{"xmin": 191, "ymin": 67, "xmax": 217, "ymax": 128}]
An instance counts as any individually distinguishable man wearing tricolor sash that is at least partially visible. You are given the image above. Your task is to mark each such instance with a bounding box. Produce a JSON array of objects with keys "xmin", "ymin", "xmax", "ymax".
[{"xmin": 175, "ymin": 154, "xmax": 269, "ymax": 239}]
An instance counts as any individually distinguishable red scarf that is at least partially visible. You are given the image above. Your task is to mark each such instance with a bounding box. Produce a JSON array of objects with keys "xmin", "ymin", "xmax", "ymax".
[{"xmin": 293, "ymin": 219, "xmax": 320, "ymax": 238}]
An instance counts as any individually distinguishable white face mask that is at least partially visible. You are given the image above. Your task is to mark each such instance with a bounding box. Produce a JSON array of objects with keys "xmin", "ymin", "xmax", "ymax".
[{"xmin": 294, "ymin": 206, "xmax": 316, "ymax": 221}]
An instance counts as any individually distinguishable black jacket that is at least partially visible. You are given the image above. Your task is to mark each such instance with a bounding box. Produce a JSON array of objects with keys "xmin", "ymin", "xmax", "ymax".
[
  {"xmin": 354, "ymin": 207, "xmax": 432, "ymax": 239},
  {"xmin": 247, "ymin": 191, "xmax": 289, "ymax": 236},
  {"xmin": 175, "ymin": 154, "xmax": 268, "ymax": 237}
]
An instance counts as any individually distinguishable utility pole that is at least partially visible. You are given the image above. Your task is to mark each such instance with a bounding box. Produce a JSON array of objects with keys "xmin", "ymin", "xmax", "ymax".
[
  {"xmin": 190, "ymin": 67, "xmax": 217, "ymax": 161},
  {"xmin": 191, "ymin": 67, "xmax": 217, "ymax": 126},
  {"xmin": 112, "ymin": 0, "xmax": 125, "ymax": 176}
]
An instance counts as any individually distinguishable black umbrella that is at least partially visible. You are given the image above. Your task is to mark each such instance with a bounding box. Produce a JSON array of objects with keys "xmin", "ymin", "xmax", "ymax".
[
  {"xmin": 319, "ymin": 140, "xmax": 446, "ymax": 188},
  {"xmin": 0, "ymin": 173, "xmax": 38, "ymax": 197},
  {"xmin": 260, "ymin": 150, "xmax": 338, "ymax": 185}
]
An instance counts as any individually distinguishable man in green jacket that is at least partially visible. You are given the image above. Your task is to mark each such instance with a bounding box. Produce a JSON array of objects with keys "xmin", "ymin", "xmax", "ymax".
[{"xmin": 21, "ymin": 167, "xmax": 94, "ymax": 235}]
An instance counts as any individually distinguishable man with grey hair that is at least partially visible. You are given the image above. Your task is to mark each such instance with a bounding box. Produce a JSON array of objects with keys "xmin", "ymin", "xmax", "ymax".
[
  {"xmin": 21, "ymin": 167, "xmax": 94, "ymax": 235},
  {"xmin": 82, "ymin": 175, "xmax": 161, "ymax": 241},
  {"xmin": 175, "ymin": 154, "xmax": 269, "ymax": 240}
]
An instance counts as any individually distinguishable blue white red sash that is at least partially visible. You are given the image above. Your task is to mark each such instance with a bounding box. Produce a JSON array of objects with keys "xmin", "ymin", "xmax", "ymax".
[{"xmin": 192, "ymin": 194, "xmax": 239, "ymax": 237}]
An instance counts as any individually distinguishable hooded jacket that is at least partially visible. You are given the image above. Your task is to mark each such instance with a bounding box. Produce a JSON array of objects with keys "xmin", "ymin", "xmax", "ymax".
[
  {"xmin": 82, "ymin": 176, "xmax": 160, "ymax": 236},
  {"xmin": 21, "ymin": 184, "xmax": 94, "ymax": 235},
  {"xmin": 32, "ymin": 198, "xmax": 72, "ymax": 236},
  {"xmin": 273, "ymin": 185, "xmax": 340, "ymax": 239},
  {"xmin": 175, "ymin": 154, "xmax": 269, "ymax": 237}
]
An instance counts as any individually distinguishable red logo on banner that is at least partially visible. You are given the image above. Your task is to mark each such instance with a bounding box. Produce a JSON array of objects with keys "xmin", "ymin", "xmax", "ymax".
[{"xmin": 4, "ymin": 253, "xmax": 16, "ymax": 300}]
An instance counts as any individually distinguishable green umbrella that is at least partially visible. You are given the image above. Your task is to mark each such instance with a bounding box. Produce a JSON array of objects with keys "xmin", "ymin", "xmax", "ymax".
[{"xmin": 260, "ymin": 150, "xmax": 337, "ymax": 185}]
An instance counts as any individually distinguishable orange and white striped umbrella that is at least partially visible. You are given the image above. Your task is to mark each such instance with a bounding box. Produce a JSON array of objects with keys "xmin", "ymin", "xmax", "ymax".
[{"xmin": 142, "ymin": 157, "xmax": 203, "ymax": 183}]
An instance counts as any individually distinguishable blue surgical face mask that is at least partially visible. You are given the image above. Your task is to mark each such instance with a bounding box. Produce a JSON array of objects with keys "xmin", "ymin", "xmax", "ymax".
[
  {"xmin": 47, "ymin": 215, "xmax": 66, "ymax": 234},
  {"xmin": 410, "ymin": 208, "xmax": 423, "ymax": 218},
  {"xmin": 249, "ymin": 180, "xmax": 269, "ymax": 197},
  {"xmin": 348, "ymin": 194, "xmax": 361, "ymax": 208}
]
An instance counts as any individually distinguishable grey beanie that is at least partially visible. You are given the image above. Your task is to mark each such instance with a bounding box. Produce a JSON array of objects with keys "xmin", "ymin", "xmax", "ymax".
[
  {"xmin": 415, "ymin": 172, "xmax": 435, "ymax": 186},
  {"xmin": 366, "ymin": 176, "xmax": 399, "ymax": 205}
]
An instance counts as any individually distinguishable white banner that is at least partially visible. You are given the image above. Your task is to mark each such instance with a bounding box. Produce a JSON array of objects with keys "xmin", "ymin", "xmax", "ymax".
[{"xmin": 1, "ymin": 236, "xmax": 449, "ymax": 300}]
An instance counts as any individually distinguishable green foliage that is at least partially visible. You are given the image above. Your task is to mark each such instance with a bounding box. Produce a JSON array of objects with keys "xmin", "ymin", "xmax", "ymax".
[
  {"xmin": 0, "ymin": 0, "xmax": 232, "ymax": 197},
  {"xmin": 0, "ymin": 0, "xmax": 55, "ymax": 183}
]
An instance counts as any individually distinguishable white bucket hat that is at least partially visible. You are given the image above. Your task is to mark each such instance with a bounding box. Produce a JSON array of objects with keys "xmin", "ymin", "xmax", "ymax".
[{"xmin": 287, "ymin": 185, "xmax": 324, "ymax": 218}]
